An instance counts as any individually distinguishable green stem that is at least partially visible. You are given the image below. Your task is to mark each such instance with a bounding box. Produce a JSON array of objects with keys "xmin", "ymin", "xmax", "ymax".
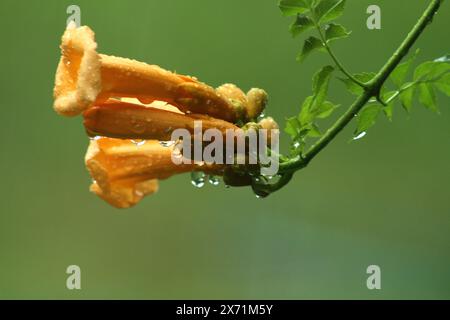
[
  {"xmin": 316, "ymin": 24, "xmax": 367, "ymax": 88},
  {"xmin": 385, "ymin": 81, "xmax": 417, "ymax": 104},
  {"xmin": 280, "ymin": 0, "xmax": 443, "ymax": 174}
]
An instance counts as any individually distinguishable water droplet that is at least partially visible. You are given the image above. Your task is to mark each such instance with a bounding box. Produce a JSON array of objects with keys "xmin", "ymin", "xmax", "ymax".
[
  {"xmin": 208, "ymin": 175, "xmax": 220, "ymax": 186},
  {"xmin": 353, "ymin": 132, "xmax": 367, "ymax": 140},
  {"xmin": 138, "ymin": 97, "xmax": 154, "ymax": 104},
  {"xmin": 131, "ymin": 139, "xmax": 146, "ymax": 146},
  {"xmin": 191, "ymin": 171, "xmax": 205, "ymax": 188},
  {"xmin": 434, "ymin": 55, "xmax": 450, "ymax": 62},
  {"xmin": 89, "ymin": 136, "xmax": 102, "ymax": 141},
  {"xmin": 131, "ymin": 119, "xmax": 145, "ymax": 134},
  {"xmin": 159, "ymin": 141, "xmax": 175, "ymax": 147},
  {"xmin": 164, "ymin": 126, "xmax": 173, "ymax": 134}
]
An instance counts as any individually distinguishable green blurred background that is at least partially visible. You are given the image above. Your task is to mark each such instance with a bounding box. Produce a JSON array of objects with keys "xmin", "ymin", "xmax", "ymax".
[{"xmin": 0, "ymin": 0, "xmax": 449, "ymax": 299}]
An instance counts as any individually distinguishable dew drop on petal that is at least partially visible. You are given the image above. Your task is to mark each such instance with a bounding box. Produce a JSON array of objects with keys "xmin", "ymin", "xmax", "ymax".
[
  {"xmin": 159, "ymin": 141, "xmax": 175, "ymax": 147},
  {"xmin": 195, "ymin": 160, "xmax": 205, "ymax": 167},
  {"xmin": 131, "ymin": 139, "xmax": 146, "ymax": 146}
]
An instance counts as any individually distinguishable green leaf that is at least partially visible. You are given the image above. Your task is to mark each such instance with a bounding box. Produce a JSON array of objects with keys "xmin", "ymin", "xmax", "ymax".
[
  {"xmin": 355, "ymin": 104, "xmax": 381, "ymax": 135},
  {"xmin": 316, "ymin": 101, "xmax": 339, "ymax": 118},
  {"xmin": 434, "ymin": 73, "xmax": 450, "ymax": 96},
  {"xmin": 339, "ymin": 72, "xmax": 375, "ymax": 95},
  {"xmin": 279, "ymin": 0, "xmax": 313, "ymax": 16},
  {"xmin": 306, "ymin": 123, "xmax": 322, "ymax": 137},
  {"xmin": 390, "ymin": 49, "xmax": 419, "ymax": 88},
  {"xmin": 290, "ymin": 15, "xmax": 314, "ymax": 37},
  {"xmin": 313, "ymin": 0, "xmax": 345, "ymax": 24},
  {"xmin": 324, "ymin": 23, "xmax": 351, "ymax": 43},
  {"xmin": 399, "ymin": 84, "xmax": 415, "ymax": 112},
  {"xmin": 299, "ymin": 66, "xmax": 335, "ymax": 124},
  {"xmin": 414, "ymin": 61, "xmax": 450, "ymax": 81},
  {"xmin": 298, "ymin": 96, "xmax": 315, "ymax": 124},
  {"xmin": 285, "ymin": 116, "xmax": 302, "ymax": 139},
  {"xmin": 312, "ymin": 65, "xmax": 334, "ymax": 99},
  {"xmin": 418, "ymin": 83, "xmax": 438, "ymax": 112},
  {"xmin": 296, "ymin": 36, "xmax": 324, "ymax": 62}
]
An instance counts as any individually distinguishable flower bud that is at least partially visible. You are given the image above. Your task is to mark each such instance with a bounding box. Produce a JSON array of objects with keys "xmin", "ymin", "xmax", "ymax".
[{"xmin": 246, "ymin": 88, "xmax": 268, "ymax": 120}]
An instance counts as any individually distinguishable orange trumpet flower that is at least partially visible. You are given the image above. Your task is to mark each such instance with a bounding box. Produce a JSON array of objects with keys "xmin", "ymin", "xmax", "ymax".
[
  {"xmin": 86, "ymin": 137, "xmax": 224, "ymax": 208},
  {"xmin": 52, "ymin": 23, "xmax": 276, "ymax": 208},
  {"xmin": 53, "ymin": 22, "xmax": 267, "ymax": 123}
]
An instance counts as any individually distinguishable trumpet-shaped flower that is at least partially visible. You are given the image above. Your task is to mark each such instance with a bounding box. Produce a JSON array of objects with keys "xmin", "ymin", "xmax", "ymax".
[{"xmin": 53, "ymin": 24, "xmax": 276, "ymax": 208}]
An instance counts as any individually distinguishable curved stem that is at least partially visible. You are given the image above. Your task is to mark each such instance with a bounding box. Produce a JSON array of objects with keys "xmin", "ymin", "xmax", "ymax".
[
  {"xmin": 316, "ymin": 25, "xmax": 367, "ymax": 88},
  {"xmin": 280, "ymin": 0, "xmax": 443, "ymax": 174}
]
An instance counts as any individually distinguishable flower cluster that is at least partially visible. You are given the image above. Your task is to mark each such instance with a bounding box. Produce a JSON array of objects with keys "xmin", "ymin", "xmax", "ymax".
[{"xmin": 53, "ymin": 22, "xmax": 277, "ymax": 208}]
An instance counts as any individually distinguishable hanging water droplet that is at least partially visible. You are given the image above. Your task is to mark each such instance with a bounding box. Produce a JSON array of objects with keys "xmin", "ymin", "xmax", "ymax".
[
  {"xmin": 131, "ymin": 139, "xmax": 146, "ymax": 146},
  {"xmin": 159, "ymin": 140, "xmax": 175, "ymax": 147},
  {"xmin": 130, "ymin": 119, "xmax": 145, "ymax": 134},
  {"xmin": 208, "ymin": 175, "xmax": 220, "ymax": 186},
  {"xmin": 191, "ymin": 171, "xmax": 205, "ymax": 188},
  {"xmin": 89, "ymin": 136, "xmax": 102, "ymax": 141},
  {"xmin": 353, "ymin": 131, "xmax": 367, "ymax": 141},
  {"xmin": 257, "ymin": 112, "xmax": 266, "ymax": 121}
]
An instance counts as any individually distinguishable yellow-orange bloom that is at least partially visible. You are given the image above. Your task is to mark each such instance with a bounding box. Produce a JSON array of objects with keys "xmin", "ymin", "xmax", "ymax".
[
  {"xmin": 53, "ymin": 23, "xmax": 267, "ymax": 122},
  {"xmin": 83, "ymin": 99, "xmax": 239, "ymax": 141},
  {"xmin": 86, "ymin": 137, "xmax": 224, "ymax": 208},
  {"xmin": 53, "ymin": 24, "xmax": 275, "ymax": 208}
]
